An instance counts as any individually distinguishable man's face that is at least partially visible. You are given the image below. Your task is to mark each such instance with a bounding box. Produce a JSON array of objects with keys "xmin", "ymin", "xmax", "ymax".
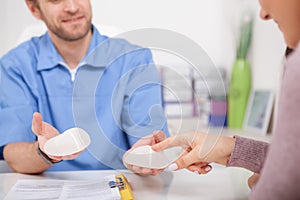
[
  {"xmin": 35, "ymin": 0, "xmax": 92, "ymax": 42},
  {"xmin": 259, "ymin": 0, "xmax": 300, "ymax": 49}
]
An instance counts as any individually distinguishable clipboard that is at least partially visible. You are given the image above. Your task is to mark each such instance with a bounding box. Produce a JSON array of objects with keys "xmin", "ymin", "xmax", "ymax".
[{"xmin": 109, "ymin": 174, "xmax": 134, "ymax": 200}]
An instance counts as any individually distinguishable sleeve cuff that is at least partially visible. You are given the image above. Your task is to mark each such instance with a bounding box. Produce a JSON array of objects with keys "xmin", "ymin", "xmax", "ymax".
[{"xmin": 227, "ymin": 136, "xmax": 269, "ymax": 173}]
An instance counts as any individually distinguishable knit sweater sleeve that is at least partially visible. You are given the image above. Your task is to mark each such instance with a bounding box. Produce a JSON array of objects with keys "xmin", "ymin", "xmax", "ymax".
[{"xmin": 227, "ymin": 136, "xmax": 269, "ymax": 173}]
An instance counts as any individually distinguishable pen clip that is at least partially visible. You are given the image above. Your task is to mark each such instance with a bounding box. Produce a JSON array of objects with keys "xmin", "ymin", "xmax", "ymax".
[{"xmin": 109, "ymin": 177, "xmax": 125, "ymax": 190}]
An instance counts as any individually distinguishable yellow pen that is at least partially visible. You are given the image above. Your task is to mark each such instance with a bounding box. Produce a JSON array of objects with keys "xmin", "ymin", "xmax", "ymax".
[{"xmin": 116, "ymin": 174, "xmax": 134, "ymax": 200}]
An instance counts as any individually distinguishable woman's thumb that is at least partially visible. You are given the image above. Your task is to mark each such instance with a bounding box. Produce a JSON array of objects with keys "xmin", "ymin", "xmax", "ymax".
[{"xmin": 168, "ymin": 152, "xmax": 198, "ymax": 171}]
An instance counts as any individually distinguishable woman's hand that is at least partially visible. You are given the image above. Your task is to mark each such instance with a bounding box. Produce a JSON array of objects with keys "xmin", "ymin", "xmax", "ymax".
[
  {"xmin": 248, "ymin": 173, "xmax": 260, "ymax": 189},
  {"xmin": 152, "ymin": 131, "xmax": 235, "ymax": 173}
]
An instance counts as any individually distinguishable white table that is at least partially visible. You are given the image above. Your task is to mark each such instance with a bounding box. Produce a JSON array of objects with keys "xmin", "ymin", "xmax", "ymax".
[{"xmin": 0, "ymin": 166, "xmax": 252, "ymax": 200}]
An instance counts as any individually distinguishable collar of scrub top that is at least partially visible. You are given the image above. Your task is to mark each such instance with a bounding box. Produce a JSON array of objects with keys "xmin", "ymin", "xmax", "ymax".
[
  {"xmin": 35, "ymin": 25, "xmax": 149, "ymax": 71},
  {"xmin": 35, "ymin": 25, "xmax": 107, "ymax": 71}
]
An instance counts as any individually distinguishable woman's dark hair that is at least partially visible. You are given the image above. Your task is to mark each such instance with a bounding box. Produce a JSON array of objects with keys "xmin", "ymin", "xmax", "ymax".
[{"xmin": 285, "ymin": 47, "xmax": 294, "ymax": 57}]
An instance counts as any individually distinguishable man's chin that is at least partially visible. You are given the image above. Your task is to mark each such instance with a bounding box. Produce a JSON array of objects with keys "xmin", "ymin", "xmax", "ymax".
[{"xmin": 56, "ymin": 28, "xmax": 91, "ymax": 42}]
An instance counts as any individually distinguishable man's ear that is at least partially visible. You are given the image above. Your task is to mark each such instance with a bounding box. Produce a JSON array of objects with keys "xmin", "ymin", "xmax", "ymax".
[{"xmin": 25, "ymin": 0, "xmax": 42, "ymax": 20}]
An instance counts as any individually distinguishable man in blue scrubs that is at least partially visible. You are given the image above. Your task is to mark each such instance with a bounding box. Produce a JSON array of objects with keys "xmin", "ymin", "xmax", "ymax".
[{"xmin": 0, "ymin": 0, "xmax": 169, "ymax": 175}]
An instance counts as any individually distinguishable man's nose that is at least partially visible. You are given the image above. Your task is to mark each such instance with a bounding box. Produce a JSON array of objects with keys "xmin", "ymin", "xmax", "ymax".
[{"xmin": 64, "ymin": 0, "xmax": 79, "ymax": 13}]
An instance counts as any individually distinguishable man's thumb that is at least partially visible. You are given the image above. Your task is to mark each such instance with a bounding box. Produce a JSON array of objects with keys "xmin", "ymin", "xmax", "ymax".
[{"xmin": 32, "ymin": 112, "xmax": 43, "ymax": 136}]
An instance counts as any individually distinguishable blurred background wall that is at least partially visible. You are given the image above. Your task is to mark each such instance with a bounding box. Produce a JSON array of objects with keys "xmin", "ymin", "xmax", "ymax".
[{"xmin": 0, "ymin": 0, "xmax": 285, "ymax": 90}]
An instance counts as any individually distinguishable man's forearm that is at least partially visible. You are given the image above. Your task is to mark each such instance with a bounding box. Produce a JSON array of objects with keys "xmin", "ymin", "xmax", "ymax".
[{"xmin": 3, "ymin": 141, "xmax": 51, "ymax": 174}]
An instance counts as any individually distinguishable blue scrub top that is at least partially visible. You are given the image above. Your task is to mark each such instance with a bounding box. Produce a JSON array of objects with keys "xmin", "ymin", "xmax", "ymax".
[{"xmin": 0, "ymin": 25, "xmax": 169, "ymax": 171}]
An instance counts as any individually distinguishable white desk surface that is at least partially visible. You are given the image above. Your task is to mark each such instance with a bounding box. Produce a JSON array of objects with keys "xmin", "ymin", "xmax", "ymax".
[{"xmin": 0, "ymin": 166, "xmax": 252, "ymax": 200}]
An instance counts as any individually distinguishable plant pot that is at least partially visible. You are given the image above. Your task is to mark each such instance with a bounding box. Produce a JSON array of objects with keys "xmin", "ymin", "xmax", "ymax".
[{"xmin": 228, "ymin": 59, "xmax": 251, "ymax": 129}]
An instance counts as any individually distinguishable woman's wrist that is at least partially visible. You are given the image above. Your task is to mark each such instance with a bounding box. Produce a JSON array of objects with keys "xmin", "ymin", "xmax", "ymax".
[{"xmin": 215, "ymin": 136, "xmax": 236, "ymax": 165}]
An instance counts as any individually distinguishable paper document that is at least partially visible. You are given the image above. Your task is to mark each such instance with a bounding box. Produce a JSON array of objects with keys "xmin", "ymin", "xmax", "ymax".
[{"xmin": 4, "ymin": 175, "xmax": 120, "ymax": 200}]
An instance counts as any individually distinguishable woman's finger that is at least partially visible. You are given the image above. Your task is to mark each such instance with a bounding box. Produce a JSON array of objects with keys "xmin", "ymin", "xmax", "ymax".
[
  {"xmin": 168, "ymin": 148, "xmax": 200, "ymax": 171},
  {"xmin": 186, "ymin": 163, "xmax": 212, "ymax": 174}
]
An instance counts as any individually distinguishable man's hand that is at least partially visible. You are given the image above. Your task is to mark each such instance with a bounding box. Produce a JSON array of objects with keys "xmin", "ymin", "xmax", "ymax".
[
  {"xmin": 32, "ymin": 112, "xmax": 82, "ymax": 162},
  {"xmin": 123, "ymin": 131, "xmax": 166, "ymax": 176}
]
